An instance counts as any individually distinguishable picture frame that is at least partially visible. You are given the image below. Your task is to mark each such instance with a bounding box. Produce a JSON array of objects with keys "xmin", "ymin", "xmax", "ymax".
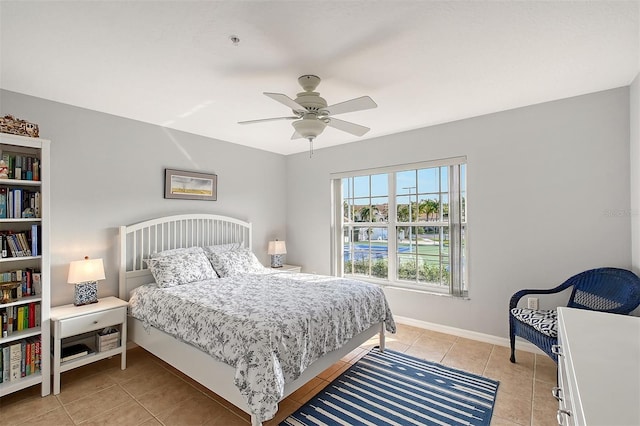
[{"xmin": 164, "ymin": 168, "xmax": 217, "ymax": 201}]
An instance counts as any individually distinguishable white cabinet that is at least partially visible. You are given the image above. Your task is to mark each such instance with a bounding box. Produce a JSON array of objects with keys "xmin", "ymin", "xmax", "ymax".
[
  {"xmin": 50, "ymin": 296, "xmax": 127, "ymax": 395},
  {"xmin": 555, "ymin": 307, "xmax": 640, "ymax": 425},
  {"xmin": 0, "ymin": 133, "xmax": 50, "ymax": 397}
]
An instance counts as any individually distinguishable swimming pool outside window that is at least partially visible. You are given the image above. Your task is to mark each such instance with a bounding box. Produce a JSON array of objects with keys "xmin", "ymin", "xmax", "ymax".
[{"xmin": 332, "ymin": 157, "xmax": 467, "ymax": 297}]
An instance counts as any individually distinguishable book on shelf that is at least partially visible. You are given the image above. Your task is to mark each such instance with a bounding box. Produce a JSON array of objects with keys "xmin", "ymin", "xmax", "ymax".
[
  {"xmin": 0, "ymin": 187, "xmax": 6, "ymax": 219},
  {"xmin": 9, "ymin": 342, "xmax": 21, "ymax": 381},
  {"xmin": 1, "ymin": 309, "xmax": 6, "ymax": 336},
  {"xmin": 30, "ymin": 224, "xmax": 40, "ymax": 257},
  {"xmin": 61, "ymin": 343, "xmax": 93, "ymax": 362},
  {"xmin": 16, "ymin": 306, "xmax": 24, "ymax": 331},
  {"xmin": 6, "ymin": 307, "xmax": 13, "ymax": 336},
  {"xmin": 17, "ymin": 232, "xmax": 31, "ymax": 256},
  {"xmin": 14, "ymin": 156, "xmax": 21, "ymax": 183},
  {"xmin": 0, "ymin": 268, "xmax": 40, "ymax": 298},
  {"xmin": 0, "ymin": 302, "xmax": 40, "ymax": 335},
  {"xmin": 0, "ymin": 337, "xmax": 41, "ymax": 383},
  {"xmin": 12, "ymin": 188, "xmax": 21, "ymax": 219},
  {"xmin": 32, "ymin": 272, "xmax": 41, "ymax": 295},
  {"xmin": 0, "ymin": 188, "xmax": 41, "ymax": 219},
  {"xmin": 0, "ymin": 217, "xmax": 41, "ymax": 261},
  {"xmin": 28, "ymin": 302, "xmax": 35, "ymax": 328},
  {"xmin": 0, "ymin": 153, "xmax": 40, "ymax": 182},
  {"xmin": 1, "ymin": 346, "xmax": 8, "ymax": 381},
  {"xmin": 0, "ymin": 234, "xmax": 6, "ymax": 258}
]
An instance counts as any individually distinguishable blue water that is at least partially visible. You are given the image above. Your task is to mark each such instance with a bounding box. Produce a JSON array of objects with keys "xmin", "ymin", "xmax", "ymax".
[{"xmin": 344, "ymin": 243, "xmax": 409, "ymax": 261}]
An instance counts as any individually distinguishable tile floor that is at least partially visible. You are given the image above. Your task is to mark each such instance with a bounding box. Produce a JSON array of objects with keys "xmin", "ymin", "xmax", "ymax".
[{"xmin": 0, "ymin": 323, "xmax": 558, "ymax": 425}]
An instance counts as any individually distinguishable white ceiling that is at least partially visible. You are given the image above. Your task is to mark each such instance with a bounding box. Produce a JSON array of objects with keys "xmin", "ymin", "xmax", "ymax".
[{"xmin": 1, "ymin": 1, "xmax": 638, "ymax": 155}]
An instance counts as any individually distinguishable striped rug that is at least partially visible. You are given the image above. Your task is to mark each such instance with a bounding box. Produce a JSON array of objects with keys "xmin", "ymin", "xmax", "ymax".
[{"xmin": 281, "ymin": 348, "xmax": 499, "ymax": 426}]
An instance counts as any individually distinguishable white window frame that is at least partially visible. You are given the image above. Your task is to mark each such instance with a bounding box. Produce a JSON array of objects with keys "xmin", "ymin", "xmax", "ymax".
[{"xmin": 331, "ymin": 156, "xmax": 467, "ymax": 297}]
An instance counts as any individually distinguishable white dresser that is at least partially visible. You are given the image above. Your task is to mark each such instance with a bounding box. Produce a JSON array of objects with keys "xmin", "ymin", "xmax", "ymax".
[{"xmin": 555, "ymin": 307, "xmax": 640, "ymax": 425}]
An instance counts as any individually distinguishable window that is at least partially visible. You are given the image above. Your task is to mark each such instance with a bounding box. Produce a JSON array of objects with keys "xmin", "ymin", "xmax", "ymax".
[{"xmin": 332, "ymin": 157, "xmax": 467, "ymax": 297}]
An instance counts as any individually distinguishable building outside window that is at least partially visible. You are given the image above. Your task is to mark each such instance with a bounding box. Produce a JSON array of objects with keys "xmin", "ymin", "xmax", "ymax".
[{"xmin": 331, "ymin": 157, "xmax": 467, "ymax": 297}]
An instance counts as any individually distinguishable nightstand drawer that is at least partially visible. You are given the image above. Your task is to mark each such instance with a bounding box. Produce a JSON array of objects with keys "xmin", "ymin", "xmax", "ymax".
[{"xmin": 59, "ymin": 307, "xmax": 125, "ymax": 338}]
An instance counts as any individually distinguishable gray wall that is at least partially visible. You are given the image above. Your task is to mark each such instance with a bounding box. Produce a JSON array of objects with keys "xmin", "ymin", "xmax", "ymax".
[
  {"xmin": 0, "ymin": 90, "xmax": 288, "ymax": 306},
  {"xmin": 631, "ymin": 73, "xmax": 639, "ymax": 276},
  {"xmin": 1, "ymin": 86, "xmax": 633, "ymax": 338},
  {"xmin": 285, "ymin": 87, "xmax": 632, "ymax": 338}
]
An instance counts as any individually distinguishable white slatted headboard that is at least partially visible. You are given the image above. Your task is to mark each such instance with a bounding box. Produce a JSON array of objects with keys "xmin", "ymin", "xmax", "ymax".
[{"xmin": 119, "ymin": 214, "xmax": 252, "ymax": 300}]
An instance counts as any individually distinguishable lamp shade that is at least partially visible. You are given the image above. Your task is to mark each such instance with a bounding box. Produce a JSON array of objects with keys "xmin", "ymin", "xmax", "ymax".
[
  {"xmin": 267, "ymin": 240, "xmax": 287, "ymax": 255},
  {"xmin": 67, "ymin": 257, "xmax": 106, "ymax": 284}
]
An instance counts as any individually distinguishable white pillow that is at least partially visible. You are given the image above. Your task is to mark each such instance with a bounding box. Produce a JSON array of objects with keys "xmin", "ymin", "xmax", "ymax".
[
  {"xmin": 144, "ymin": 251, "xmax": 216, "ymax": 288},
  {"xmin": 208, "ymin": 248, "xmax": 265, "ymax": 277}
]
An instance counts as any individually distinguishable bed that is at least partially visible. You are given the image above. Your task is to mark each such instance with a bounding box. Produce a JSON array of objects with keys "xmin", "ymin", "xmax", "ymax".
[{"xmin": 118, "ymin": 214, "xmax": 395, "ymax": 425}]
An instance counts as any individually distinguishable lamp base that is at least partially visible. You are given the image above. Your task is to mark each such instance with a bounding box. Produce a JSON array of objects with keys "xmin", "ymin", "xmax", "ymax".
[
  {"xmin": 270, "ymin": 254, "xmax": 284, "ymax": 268},
  {"xmin": 74, "ymin": 282, "xmax": 98, "ymax": 306}
]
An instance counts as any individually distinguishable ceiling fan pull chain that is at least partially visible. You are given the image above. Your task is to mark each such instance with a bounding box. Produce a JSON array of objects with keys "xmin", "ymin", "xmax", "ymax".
[{"xmin": 309, "ymin": 138, "xmax": 314, "ymax": 157}]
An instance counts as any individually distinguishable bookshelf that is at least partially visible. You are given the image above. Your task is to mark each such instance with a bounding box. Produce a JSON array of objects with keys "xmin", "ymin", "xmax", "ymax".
[{"xmin": 0, "ymin": 133, "xmax": 50, "ymax": 397}]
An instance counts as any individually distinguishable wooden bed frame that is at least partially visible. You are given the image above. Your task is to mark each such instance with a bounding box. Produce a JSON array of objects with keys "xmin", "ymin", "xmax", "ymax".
[{"xmin": 118, "ymin": 214, "xmax": 385, "ymax": 425}]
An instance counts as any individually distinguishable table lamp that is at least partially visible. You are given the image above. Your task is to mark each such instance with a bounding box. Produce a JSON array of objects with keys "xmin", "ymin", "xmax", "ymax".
[
  {"xmin": 267, "ymin": 240, "xmax": 287, "ymax": 268},
  {"xmin": 67, "ymin": 256, "xmax": 105, "ymax": 306}
]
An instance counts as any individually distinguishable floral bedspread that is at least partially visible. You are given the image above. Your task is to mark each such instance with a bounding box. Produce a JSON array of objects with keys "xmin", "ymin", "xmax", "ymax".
[{"xmin": 128, "ymin": 270, "xmax": 395, "ymax": 422}]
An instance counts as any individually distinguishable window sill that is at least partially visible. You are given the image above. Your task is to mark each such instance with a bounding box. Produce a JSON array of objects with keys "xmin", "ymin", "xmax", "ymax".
[{"xmin": 343, "ymin": 275, "xmax": 469, "ymax": 299}]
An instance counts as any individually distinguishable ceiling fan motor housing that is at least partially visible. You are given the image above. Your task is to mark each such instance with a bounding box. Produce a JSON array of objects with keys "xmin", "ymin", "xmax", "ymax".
[
  {"xmin": 294, "ymin": 91, "xmax": 327, "ymax": 114},
  {"xmin": 294, "ymin": 75, "xmax": 328, "ymax": 114}
]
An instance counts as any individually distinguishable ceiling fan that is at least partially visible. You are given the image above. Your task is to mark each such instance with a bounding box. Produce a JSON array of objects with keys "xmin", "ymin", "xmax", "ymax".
[{"xmin": 239, "ymin": 75, "xmax": 377, "ymax": 152}]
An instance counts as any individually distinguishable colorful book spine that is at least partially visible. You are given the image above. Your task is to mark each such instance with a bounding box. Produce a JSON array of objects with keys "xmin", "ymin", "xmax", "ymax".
[
  {"xmin": 25, "ymin": 341, "xmax": 31, "ymax": 376},
  {"xmin": 28, "ymin": 303, "xmax": 35, "ymax": 328},
  {"xmin": 30, "ymin": 224, "xmax": 39, "ymax": 257},
  {"xmin": 0, "ymin": 187, "xmax": 6, "ymax": 219},
  {"xmin": 34, "ymin": 339, "xmax": 41, "ymax": 372},
  {"xmin": 16, "ymin": 306, "xmax": 24, "ymax": 331}
]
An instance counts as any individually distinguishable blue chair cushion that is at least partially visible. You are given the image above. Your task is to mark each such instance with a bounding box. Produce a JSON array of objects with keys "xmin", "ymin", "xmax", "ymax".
[{"xmin": 510, "ymin": 308, "xmax": 558, "ymax": 338}]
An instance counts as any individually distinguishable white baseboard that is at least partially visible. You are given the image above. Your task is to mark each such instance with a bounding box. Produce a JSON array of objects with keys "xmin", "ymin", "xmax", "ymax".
[{"xmin": 393, "ymin": 315, "xmax": 546, "ymax": 356}]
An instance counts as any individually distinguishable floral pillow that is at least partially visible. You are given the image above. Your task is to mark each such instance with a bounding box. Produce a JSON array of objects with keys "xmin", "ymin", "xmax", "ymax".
[
  {"xmin": 207, "ymin": 248, "xmax": 265, "ymax": 277},
  {"xmin": 149, "ymin": 246, "xmax": 205, "ymax": 259},
  {"xmin": 203, "ymin": 242, "xmax": 244, "ymax": 255},
  {"xmin": 144, "ymin": 250, "xmax": 216, "ymax": 288}
]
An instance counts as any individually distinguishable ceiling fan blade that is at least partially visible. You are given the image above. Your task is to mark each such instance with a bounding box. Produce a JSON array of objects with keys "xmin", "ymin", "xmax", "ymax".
[
  {"xmin": 238, "ymin": 116, "xmax": 298, "ymax": 125},
  {"xmin": 323, "ymin": 96, "xmax": 377, "ymax": 116},
  {"xmin": 326, "ymin": 118, "xmax": 370, "ymax": 137},
  {"xmin": 264, "ymin": 92, "xmax": 307, "ymax": 113}
]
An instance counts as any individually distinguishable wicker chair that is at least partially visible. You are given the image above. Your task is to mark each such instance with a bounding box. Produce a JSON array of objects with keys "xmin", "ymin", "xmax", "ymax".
[{"xmin": 509, "ymin": 267, "xmax": 640, "ymax": 363}]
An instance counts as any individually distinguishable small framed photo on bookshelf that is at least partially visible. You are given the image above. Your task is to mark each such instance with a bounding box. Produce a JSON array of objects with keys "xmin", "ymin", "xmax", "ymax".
[{"xmin": 164, "ymin": 168, "xmax": 217, "ymax": 201}]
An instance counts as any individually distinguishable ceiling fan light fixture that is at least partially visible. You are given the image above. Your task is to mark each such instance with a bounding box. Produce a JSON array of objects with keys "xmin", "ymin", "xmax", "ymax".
[{"xmin": 292, "ymin": 117, "xmax": 326, "ymax": 140}]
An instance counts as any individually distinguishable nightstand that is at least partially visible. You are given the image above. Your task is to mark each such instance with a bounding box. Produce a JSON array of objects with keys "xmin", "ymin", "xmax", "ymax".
[
  {"xmin": 50, "ymin": 296, "xmax": 128, "ymax": 395},
  {"xmin": 274, "ymin": 264, "xmax": 301, "ymax": 273}
]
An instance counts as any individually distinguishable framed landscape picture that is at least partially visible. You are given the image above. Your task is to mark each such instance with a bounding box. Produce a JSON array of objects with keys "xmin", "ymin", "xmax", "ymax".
[{"xmin": 164, "ymin": 168, "xmax": 217, "ymax": 201}]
